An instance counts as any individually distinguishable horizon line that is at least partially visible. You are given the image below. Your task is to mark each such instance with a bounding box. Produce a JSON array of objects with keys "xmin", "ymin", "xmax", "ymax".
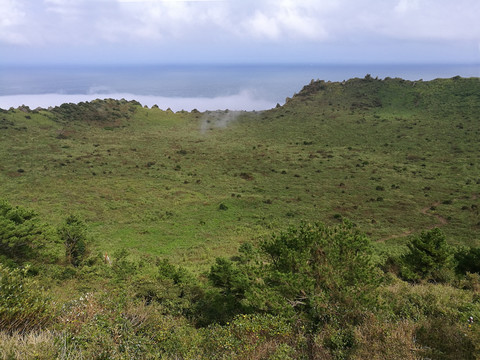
[{"xmin": 2, "ymin": 61, "xmax": 480, "ymax": 68}]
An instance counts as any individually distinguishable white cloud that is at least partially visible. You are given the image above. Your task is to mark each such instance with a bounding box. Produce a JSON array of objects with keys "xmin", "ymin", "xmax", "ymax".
[
  {"xmin": 394, "ymin": 0, "xmax": 420, "ymax": 14},
  {"xmin": 246, "ymin": 11, "xmax": 281, "ymax": 40},
  {"xmin": 44, "ymin": 0, "xmax": 84, "ymax": 17},
  {"xmin": 0, "ymin": 0, "xmax": 478, "ymax": 62},
  {"xmin": 240, "ymin": 0, "xmax": 332, "ymax": 41},
  {"xmin": 0, "ymin": 0, "xmax": 28, "ymax": 44},
  {"xmin": 97, "ymin": 0, "xmax": 208, "ymax": 41},
  {"xmin": 117, "ymin": 0, "xmax": 222, "ymax": 2},
  {"xmin": 387, "ymin": 0, "xmax": 480, "ymax": 41}
]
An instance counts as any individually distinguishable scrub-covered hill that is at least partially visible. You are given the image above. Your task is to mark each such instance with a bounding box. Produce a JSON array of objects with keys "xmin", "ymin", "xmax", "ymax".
[
  {"xmin": 1, "ymin": 76, "xmax": 480, "ymax": 359},
  {"xmin": 1, "ymin": 76, "xmax": 478, "ymax": 265}
]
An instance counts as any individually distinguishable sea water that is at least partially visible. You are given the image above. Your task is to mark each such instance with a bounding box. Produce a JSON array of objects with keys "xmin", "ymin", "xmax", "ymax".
[{"xmin": 0, "ymin": 64, "xmax": 478, "ymax": 111}]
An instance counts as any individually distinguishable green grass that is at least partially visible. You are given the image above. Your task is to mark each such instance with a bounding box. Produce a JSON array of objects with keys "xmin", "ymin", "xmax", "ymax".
[{"xmin": 1, "ymin": 77, "xmax": 479, "ymax": 269}]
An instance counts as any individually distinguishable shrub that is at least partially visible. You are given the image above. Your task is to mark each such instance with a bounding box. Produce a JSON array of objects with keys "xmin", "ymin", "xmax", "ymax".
[
  {"xmin": 401, "ymin": 228, "xmax": 454, "ymax": 282},
  {"xmin": 111, "ymin": 248, "xmax": 138, "ymax": 281},
  {"xmin": 200, "ymin": 314, "xmax": 293, "ymax": 360},
  {"xmin": 58, "ymin": 291, "xmax": 202, "ymax": 360},
  {"xmin": 0, "ymin": 200, "xmax": 48, "ymax": 261},
  {"xmin": 455, "ymin": 246, "xmax": 480, "ymax": 275},
  {"xmin": 0, "ymin": 264, "xmax": 52, "ymax": 332},
  {"xmin": 58, "ymin": 215, "xmax": 88, "ymax": 267},
  {"xmin": 260, "ymin": 221, "xmax": 382, "ymax": 325},
  {"xmin": 352, "ymin": 314, "xmax": 419, "ymax": 359},
  {"xmin": 206, "ymin": 221, "xmax": 382, "ymax": 330},
  {"xmin": 134, "ymin": 259, "xmax": 202, "ymax": 316},
  {"xmin": 218, "ymin": 203, "xmax": 229, "ymax": 211}
]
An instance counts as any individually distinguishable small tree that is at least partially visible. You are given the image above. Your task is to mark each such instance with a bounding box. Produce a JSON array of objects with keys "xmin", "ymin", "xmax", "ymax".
[
  {"xmin": 455, "ymin": 246, "xmax": 480, "ymax": 275},
  {"xmin": 58, "ymin": 215, "xmax": 87, "ymax": 266},
  {"xmin": 0, "ymin": 200, "xmax": 47, "ymax": 261},
  {"xmin": 204, "ymin": 221, "xmax": 382, "ymax": 357},
  {"xmin": 401, "ymin": 228, "xmax": 453, "ymax": 282},
  {"xmin": 205, "ymin": 221, "xmax": 381, "ymax": 327},
  {"xmin": 260, "ymin": 221, "xmax": 381, "ymax": 325}
]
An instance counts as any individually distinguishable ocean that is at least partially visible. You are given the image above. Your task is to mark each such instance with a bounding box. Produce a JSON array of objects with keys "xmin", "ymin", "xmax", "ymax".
[{"xmin": 0, "ymin": 64, "xmax": 478, "ymax": 111}]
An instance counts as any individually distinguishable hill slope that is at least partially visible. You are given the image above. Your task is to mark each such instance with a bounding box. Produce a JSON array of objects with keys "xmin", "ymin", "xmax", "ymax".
[{"xmin": 0, "ymin": 76, "xmax": 479, "ymax": 265}]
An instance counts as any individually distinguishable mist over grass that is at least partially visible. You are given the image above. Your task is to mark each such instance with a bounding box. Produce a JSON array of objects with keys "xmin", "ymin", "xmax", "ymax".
[{"xmin": 0, "ymin": 90, "xmax": 276, "ymax": 112}]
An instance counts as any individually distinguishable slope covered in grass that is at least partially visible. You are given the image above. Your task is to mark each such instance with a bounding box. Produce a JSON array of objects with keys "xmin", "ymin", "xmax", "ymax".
[
  {"xmin": 0, "ymin": 76, "xmax": 478, "ymax": 267},
  {"xmin": 1, "ymin": 76, "xmax": 480, "ymax": 359}
]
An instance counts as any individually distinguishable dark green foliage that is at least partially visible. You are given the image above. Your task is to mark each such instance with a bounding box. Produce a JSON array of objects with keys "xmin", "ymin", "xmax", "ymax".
[
  {"xmin": 0, "ymin": 200, "xmax": 47, "ymax": 261},
  {"xmin": 455, "ymin": 246, "xmax": 480, "ymax": 275},
  {"xmin": 209, "ymin": 258, "xmax": 250, "ymax": 299},
  {"xmin": 111, "ymin": 248, "xmax": 138, "ymax": 281},
  {"xmin": 218, "ymin": 203, "xmax": 228, "ymax": 211},
  {"xmin": 203, "ymin": 221, "xmax": 383, "ymax": 357},
  {"xmin": 401, "ymin": 228, "xmax": 454, "ymax": 282},
  {"xmin": 58, "ymin": 215, "xmax": 88, "ymax": 267},
  {"xmin": 134, "ymin": 258, "xmax": 202, "ymax": 316},
  {"xmin": 195, "ymin": 258, "xmax": 252, "ymax": 325},
  {"xmin": 51, "ymin": 98, "xmax": 138, "ymax": 123},
  {"xmin": 260, "ymin": 221, "xmax": 381, "ymax": 326},
  {"xmin": 206, "ymin": 221, "xmax": 381, "ymax": 333}
]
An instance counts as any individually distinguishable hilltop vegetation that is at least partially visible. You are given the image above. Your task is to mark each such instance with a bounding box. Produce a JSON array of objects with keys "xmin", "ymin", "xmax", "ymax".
[{"xmin": 0, "ymin": 76, "xmax": 480, "ymax": 359}]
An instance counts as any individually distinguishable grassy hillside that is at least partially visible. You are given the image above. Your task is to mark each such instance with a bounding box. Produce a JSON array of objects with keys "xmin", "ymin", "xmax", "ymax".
[
  {"xmin": 0, "ymin": 76, "xmax": 479, "ymax": 268},
  {"xmin": 1, "ymin": 75, "xmax": 480, "ymax": 359}
]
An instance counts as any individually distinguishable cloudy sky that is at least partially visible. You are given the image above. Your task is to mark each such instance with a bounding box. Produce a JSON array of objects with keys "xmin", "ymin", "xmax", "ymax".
[{"xmin": 1, "ymin": 0, "xmax": 479, "ymax": 65}]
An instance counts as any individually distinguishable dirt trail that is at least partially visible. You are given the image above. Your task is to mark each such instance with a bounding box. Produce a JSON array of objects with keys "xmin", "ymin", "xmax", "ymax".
[{"xmin": 420, "ymin": 202, "xmax": 448, "ymax": 226}]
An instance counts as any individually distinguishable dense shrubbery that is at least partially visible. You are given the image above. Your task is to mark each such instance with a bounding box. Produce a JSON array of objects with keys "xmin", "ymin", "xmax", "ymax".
[
  {"xmin": 0, "ymin": 264, "xmax": 52, "ymax": 333},
  {"xmin": 2, "ymin": 200, "xmax": 480, "ymax": 358},
  {"xmin": 51, "ymin": 99, "xmax": 139, "ymax": 123},
  {"xmin": 455, "ymin": 246, "xmax": 480, "ymax": 275}
]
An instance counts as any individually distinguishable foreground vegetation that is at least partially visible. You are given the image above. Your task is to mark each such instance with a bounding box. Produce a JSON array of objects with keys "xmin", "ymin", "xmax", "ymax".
[{"xmin": 1, "ymin": 75, "xmax": 479, "ymax": 358}]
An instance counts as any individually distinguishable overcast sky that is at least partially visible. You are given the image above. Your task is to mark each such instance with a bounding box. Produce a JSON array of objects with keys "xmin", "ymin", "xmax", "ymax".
[{"xmin": 1, "ymin": 0, "xmax": 479, "ymax": 65}]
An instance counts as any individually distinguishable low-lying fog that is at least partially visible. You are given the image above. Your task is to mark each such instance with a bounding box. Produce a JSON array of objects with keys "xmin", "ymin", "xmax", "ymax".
[{"xmin": 0, "ymin": 91, "xmax": 276, "ymax": 112}]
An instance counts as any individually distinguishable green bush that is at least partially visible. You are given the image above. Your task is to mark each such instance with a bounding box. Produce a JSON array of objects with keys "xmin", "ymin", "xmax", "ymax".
[
  {"xmin": 0, "ymin": 200, "xmax": 48, "ymax": 261},
  {"xmin": 206, "ymin": 221, "xmax": 382, "ymax": 330},
  {"xmin": 401, "ymin": 228, "xmax": 454, "ymax": 282},
  {"xmin": 200, "ymin": 314, "xmax": 294, "ymax": 360},
  {"xmin": 134, "ymin": 259, "xmax": 202, "ymax": 316},
  {"xmin": 260, "ymin": 221, "xmax": 382, "ymax": 326},
  {"xmin": 0, "ymin": 264, "xmax": 52, "ymax": 332},
  {"xmin": 58, "ymin": 215, "xmax": 88, "ymax": 267},
  {"xmin": 455, "ymin": 246, "xmax": 480, "ymax": 275}
]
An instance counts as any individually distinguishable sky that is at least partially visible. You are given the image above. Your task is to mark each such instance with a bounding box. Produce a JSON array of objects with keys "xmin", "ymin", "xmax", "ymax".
[{"xmin": 1, "ymin": 0, "xmax": 479, "ymax": 65}]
